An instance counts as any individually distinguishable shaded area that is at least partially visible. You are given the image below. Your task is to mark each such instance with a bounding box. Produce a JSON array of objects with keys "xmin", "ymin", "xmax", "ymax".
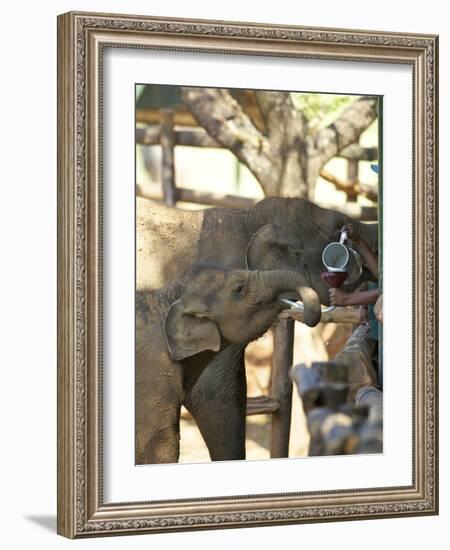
[{"xmin": 24, "ymin": 515, "xmax": 56, "ymax": 533}]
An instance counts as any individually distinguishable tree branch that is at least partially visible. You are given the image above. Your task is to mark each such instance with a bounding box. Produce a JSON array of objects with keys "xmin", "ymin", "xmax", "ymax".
[
  {"xmin": 181, "ymin": 87, "xmax": 279, "ymax": 195},
  {"xmin": 255, "ymin": 91, "xmax": 307, "ymax": 147},
  {"xmin": 320, "ymin": 169, "xmax": 378, "ymax": 202},
  {"xmin": 316, "ymin": 97, "xmax": 378, "ymax": 166},
  {"xmin": 339, "ymin": 144, "xmax": 378, "ymax": 162},
  {"xmin": 256, "ymin": 90, "xmax": 311, "ymax": 196}
]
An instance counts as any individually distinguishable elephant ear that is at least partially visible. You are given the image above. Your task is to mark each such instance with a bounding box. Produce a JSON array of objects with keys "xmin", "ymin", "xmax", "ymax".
[
  {"xmin": 164, "ymin": 299, "xmax": 221, "ymax": 361},
  {"xmin": 246, "ymin": 224, "xmax": 302, "ymax": 270}
]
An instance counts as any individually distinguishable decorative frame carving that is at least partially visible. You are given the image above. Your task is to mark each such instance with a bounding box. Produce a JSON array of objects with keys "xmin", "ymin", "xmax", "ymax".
[{"xmin": 57, "ymin": 11, "xmax": 438, "ymax": 538}]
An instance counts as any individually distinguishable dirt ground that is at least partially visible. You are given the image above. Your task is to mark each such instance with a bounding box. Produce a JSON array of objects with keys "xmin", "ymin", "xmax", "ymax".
[{"xmin": 179, "ymin": 321, "xmax": 352, "ymax": 463}]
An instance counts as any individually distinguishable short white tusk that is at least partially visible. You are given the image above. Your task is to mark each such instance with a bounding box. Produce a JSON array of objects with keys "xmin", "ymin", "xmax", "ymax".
[
  {"xmin": 279, "ymin": 298, "xmax": 304, "ymax": 310},
  {"xmin": 319, "ymin": 305, "xmax": 336, "ymax": 313},
  {"xmin": 279, "ymin": 298, "xmax": 336, "ymax": 314}
]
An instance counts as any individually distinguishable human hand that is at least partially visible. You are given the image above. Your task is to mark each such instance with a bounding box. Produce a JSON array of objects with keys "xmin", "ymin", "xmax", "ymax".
[
  {"xmin": 329, "ymin": 288, "xmax": 350, "ymax": 306},
  {"xmin": 374, "ymin": 294, "xmax": 383, "ymax": 323}
]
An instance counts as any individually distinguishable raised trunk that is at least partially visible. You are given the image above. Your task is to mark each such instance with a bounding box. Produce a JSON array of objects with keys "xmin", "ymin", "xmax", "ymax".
[{"xmin": 260, "ymin": 270, "xmax": 321, "ymax": 327}]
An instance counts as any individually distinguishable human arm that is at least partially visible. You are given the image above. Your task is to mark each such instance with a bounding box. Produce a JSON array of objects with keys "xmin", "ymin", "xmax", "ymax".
[{"xmin": 329, "ymin": 287, "xmax": 379, "ymax": 307}]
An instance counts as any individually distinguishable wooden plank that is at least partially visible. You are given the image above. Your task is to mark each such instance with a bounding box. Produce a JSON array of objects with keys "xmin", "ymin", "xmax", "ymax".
[
  {"xmin": 136, "ymin": 109, "xmax": 197, "ymax": 126},
  {"xmin": 136, "ymin": 126, "xmax": 160, "ymax": 145},
  {"xmin": 246, "ymin": 396, "xmax": 280, "ymax": 416},
  {"xmin": 177, "ymin": 128, "xmax": 220, "ymax": 148},
  {"xmin": 270, "ymin": 319, "xmax": 294, "ymax": 458},
  {"xmin": 280, "ymin": 306, "xmax": 362, "ymax": 324},
  {"xmin": 137, "ymin": 185, "xmax": 258, "ymax": 209},
  {"xmin": 136, "ymin": 126, "xmax": 220, "ymax": 147},
  {"xmin": 160, "ymin": 109, "xmax": 177, "ymax": 206},
  {"xmin": 135, "ymin": 124, "xmax": 378, "ymax": 161},
  {"xmin": 320, "ymin": 168, "xmax": 378, "ymax": 202},
  {"xmin": 346, "ymin": 159, "xmax": 358, "ymax": 202}
]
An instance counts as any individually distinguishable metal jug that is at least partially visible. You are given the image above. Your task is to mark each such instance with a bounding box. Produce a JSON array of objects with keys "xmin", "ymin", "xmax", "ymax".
[
  {"xmin": 279, "ymin": 229, "xmax": 364, "ymax": 316},
  {"xmin": 322, "ymin": 230, "xmax": 363, "ymax": 285}
]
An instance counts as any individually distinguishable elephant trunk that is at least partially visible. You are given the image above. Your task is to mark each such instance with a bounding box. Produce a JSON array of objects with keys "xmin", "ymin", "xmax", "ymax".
[{"xmin": 260, "ymin": 270, "xmax": 321, "ymax": 327}]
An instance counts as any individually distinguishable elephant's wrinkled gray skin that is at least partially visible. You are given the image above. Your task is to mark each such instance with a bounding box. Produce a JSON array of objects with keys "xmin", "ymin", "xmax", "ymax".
[
  {"xmin": 137, "ymin": 196, "xmax": 377, "ymax": 303},
  {"xmin": 137, "ymin": 196, "xmax": 378, "ymax": 462},
  {"xmin": 136, "ymin": 267, "xmax": 321, "ymax": 464}
]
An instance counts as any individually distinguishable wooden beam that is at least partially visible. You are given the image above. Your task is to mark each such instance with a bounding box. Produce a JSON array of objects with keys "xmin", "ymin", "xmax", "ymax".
[
  {"xmin": 160, "ymin": 109, "xmax": 176, "ymax": 206},
  {"xmin": 346, "ymin": 159, "xmax": 358, "ymax": 202},
  {"xmin": 136, "ymin": 109, "xmax": 197, "ymax": 126},
  {"xmin": 136, "ymin": 126, "xmax": 221, "ymax": 148},
  {"xmin": 246, "ymin": 396, "xmax": 280, "ymax": 416},
  {"xmin": 136, "ymin": 126, "xmax": 160, "ymax": 145},
  {"xmin": 176, "ymin": 129, "xmax": 219, "ymax": 148},
  {"xmin": 280, "ymin": 306, "xmax": 363, "ymax": 324},
  {"xmin": 270, "ymin": 319, "xmax": 294, "ymax": 458},
  {"xmin": 320, "ymin": 168, "xmax": 378, "ymax": 203},
  {"xmin": 137, "ymin": 185, "xmax": 258, "ymax": 209},
  {"xmin": 136, "ymin": 124, "xmax": 378, "ymax": 162}
]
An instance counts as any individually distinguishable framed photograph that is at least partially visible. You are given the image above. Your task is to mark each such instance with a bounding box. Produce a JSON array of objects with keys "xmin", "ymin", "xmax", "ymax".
[{"xmin": 57, "ymin": 11, "xmax": 438, "ymax": 538}]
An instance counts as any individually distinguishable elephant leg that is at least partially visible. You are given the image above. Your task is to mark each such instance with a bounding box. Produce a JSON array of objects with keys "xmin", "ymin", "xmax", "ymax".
[
  {"xmin": 183, "ymin": 344, "xmax": 247, "ymax": 461},
  {"xmin": 136, "ymin": 409, "xmax": 181, "ymax": 465},
  {"xmin": 135, "ymin": 352, "xmax": 183, "ymax": 465}
]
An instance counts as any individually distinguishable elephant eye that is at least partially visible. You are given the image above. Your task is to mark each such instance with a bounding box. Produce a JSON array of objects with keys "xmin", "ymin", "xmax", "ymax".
[{"xmin": 232, "ymin": 282, "xmax": 246, "ymax": 300}]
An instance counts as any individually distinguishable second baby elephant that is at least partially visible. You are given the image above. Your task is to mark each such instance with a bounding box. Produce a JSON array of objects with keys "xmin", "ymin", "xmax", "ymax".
[{"xmin": 136, "ymin": 266, "xmax": 320, "ymax": 464}]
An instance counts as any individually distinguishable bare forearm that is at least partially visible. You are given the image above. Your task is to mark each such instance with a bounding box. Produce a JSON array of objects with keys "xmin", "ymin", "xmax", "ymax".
[
  {"xmin": 329, "ymin": 287, "xmax": 379, "ymax": 307},
  {"xmin": 344, "ymin": 288, "xmax": 379, "ymax": 306}
]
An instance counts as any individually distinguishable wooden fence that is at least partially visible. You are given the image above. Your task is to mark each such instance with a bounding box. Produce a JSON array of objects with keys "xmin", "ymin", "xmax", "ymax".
[{"xmin": 136, "ymin": 108, "xmax": 379, "ymax": 220}]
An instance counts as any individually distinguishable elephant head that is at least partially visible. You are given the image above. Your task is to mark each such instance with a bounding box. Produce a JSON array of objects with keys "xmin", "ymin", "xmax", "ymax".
[
  {"xmin": 164, "ymin": 268, "xmax": 321, "ymax": 361},
  {"xmin": 246, "ymin": 204, "xmax": 378, "ymax": 306}
]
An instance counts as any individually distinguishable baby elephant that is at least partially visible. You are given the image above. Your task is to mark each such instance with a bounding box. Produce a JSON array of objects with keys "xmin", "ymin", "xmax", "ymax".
[{"xmin": 136, "ymin": 266, "xmax": 321, "ymax": 464}]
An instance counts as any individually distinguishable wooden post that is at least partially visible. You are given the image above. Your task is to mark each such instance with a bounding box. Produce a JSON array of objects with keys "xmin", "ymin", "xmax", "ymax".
[
  {"xmin": 347, "ymin": 159, "xmax": 358, "ymax": 202},
  {"xmin": 270, "ymin": 319, "xmax": 294, "ymax": 458},
  {"xmin": 160, "ymin": 109, "xmax": 177, "ymax": 206}
]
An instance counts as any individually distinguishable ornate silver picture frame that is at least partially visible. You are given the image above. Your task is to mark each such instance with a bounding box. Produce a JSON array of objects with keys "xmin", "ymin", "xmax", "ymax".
[{"xmin": 57, "ymin": 11, "xmax": 438, "ymax": 538}]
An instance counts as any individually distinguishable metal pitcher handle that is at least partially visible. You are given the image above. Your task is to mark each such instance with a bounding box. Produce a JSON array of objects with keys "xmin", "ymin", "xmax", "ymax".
[{"xmin": 339, "ymin": 229, "xmax": 348, "ymax": 245}]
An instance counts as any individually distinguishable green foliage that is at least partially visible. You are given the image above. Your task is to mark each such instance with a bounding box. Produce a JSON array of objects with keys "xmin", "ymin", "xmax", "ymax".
[
  {"xmin": 136, "ymin": 84, "xmax": 146, "ymax": 101},
  {"xmin": 291, "ymin": 93, "xmax": 358, "ymax": 132}
]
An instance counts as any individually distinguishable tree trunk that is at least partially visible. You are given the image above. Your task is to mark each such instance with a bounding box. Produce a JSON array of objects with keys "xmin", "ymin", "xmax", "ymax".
[{"xmin": 181, "ymin": 87, "xmax": 378, "ymax": 199}]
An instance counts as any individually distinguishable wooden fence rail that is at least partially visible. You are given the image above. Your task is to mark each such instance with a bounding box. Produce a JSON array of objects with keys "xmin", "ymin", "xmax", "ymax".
[
  {"xmin": 137, "ymin": 123, "xmax": 378, "ymax": 204},
  {"xmin": 136, "ymin": 125, "xmax": 378, "ymax": 162}
]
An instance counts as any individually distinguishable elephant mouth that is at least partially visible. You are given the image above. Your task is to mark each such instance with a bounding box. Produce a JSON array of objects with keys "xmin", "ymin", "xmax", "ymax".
[
  {"xmin": 278, "ymin": 290, "xmax": 300, "ymax": 304},
  {"xmin": 278, "ymin": 289, "xmax": 335, "ymax": 316}
]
